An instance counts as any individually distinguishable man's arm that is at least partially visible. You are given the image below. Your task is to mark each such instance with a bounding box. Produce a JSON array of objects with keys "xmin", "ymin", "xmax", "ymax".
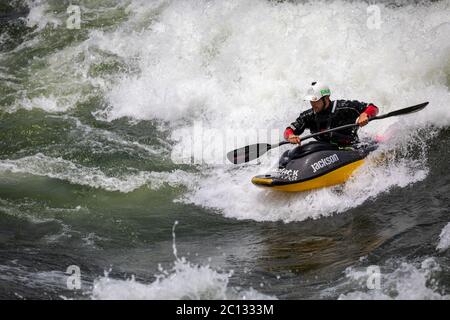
[
  {"xmin": 339, "ymin": 100, "xmax": 379, "ymax": 126},
  {"xmin": 283, "ymin": 111, "xmax": 310, "ymax": 143},
  {"xmin": 357, "ymin": 103, "xmax": 379, "ymax": 126}
]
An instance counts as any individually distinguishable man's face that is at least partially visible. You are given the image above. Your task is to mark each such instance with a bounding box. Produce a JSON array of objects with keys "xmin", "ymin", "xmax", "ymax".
[{"xmin": 310, "ymin": 98, "xmax": 325, "ymax": 113}]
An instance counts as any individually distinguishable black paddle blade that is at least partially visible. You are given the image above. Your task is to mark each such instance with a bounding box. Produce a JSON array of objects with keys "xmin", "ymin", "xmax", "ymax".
[
  {"xmin": 376, "ymin": 102, "xmax": 428, "ymax": 120},
  {"xmin": 226, "ymin": 143, "xmax": 272, "ymax": 164}
]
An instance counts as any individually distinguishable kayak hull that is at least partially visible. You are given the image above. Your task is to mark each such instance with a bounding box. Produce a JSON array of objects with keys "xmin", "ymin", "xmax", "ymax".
[
  {"xmin": 252, "ymin": 159, "xmax": 365, "ymax": 192},
  {"xmin": 251, "ymin": 141, "xmax": 376, "ymax": 192}
]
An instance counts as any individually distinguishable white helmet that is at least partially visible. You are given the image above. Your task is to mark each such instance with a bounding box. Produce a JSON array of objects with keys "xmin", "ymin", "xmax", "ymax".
[{"xmin": 303, "ymin": 81, "xmax": 331, "ymax": 101}]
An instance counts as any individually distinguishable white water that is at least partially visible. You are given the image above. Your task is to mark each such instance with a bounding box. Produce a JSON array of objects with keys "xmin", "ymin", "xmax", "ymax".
[
  {"xmin": 437, "ymin": 222, "xmax": 450, "ymax": 252},
  {"xmin": 97, "ymin": 0, "xmax": 449, "ymax": 222},
  {"xmin": 337, "ymin": 258, "xmax": 449, "ymax": 300},
  {"xmin": 182, "ymin": 148, "xmax": 429, "ymax": 222},
  {"xmin": 11, "ymin": 0, "xmax": 450, "ymax": 222},
  {"xmin": 25, "ymin": 1, "xmax": 62, "ymax": 31},
  {"xmin": 92, "ymin": 221, "xmax": 275, "ymax": 300},
  {"xmin": 0, "ymin": 153, "xmax": 195, "ymax": 192},
  {"xmin": 91, "ymin": 257, "xmax": 275, "ymax": 300},
  {"xmin": 0, "ymin": 258, "xmax": 274, "ymax": 300},
  {"xmin": 0, "ymin": 255, "xmax": 250, "ymax": 300}
]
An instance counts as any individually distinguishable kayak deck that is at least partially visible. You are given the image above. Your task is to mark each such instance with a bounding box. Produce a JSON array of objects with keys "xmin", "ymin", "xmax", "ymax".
[{"xmin": 251, "ymin": 159, "xmax": 365, "ymax": 192}]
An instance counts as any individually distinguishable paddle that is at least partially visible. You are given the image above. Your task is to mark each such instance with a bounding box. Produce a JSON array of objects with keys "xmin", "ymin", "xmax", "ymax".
[{"xmin": 227, "ymin": 102, "xmax": 428, "ymax": 164}]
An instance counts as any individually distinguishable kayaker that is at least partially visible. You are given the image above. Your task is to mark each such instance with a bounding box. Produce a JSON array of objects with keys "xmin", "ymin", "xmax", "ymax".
[{"xmin": 284, "ymin": 82, "xmax": 379, "ymax": 146}]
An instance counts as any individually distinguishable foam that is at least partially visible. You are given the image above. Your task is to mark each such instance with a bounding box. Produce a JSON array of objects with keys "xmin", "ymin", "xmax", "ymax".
[
  {"xmin": 58, "ymin": 115, "xmax": 165, "ymax": 155},
  {"xmin": 92, "ymin": 257, "xmax": 275, "ymax": 300},
  {"xmin": 91, "ymin": 220, "xmax": 275, "ymax": 300},
  {"xmin": 0, "ymin": 153, "xmax": 195, "ymax": 193},
  {"xmin": 436, "ymin": 222, "xmax": 450, "ymax": 252},
  {"xmin": 181, "ymin": 136, "xmax": 429, "ymax": 222},
  {"xmin": 338, "ymin": 258, "xmax": 449, "ymax": 300},
  {"xmin": 25, "ymin": 0, "xmax": 62, "ymax": 31}
]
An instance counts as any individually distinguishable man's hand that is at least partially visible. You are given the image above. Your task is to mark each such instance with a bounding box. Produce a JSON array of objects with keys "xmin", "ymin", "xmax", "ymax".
[
  {"xmin": 357, "ymin": 112, "xmax": 369, "ymax": 127},
  {"xmin": 288, "ymin": 134, "xmax": 301, "ymax": 144}
]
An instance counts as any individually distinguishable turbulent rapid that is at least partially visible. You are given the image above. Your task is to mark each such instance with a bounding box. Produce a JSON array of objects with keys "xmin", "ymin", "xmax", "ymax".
[{"xmin": 0, "ymin": 0, "xmax": 449, "ymax": 300}]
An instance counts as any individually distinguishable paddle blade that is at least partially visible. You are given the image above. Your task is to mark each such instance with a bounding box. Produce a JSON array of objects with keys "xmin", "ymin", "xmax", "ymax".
[
  {"xmin": 226, "ymin": 143, "xmax": 272, "ymax": 164},
  {"xmin": 375, "ymin": 102, "xmax": 428, "ymax": 120}
]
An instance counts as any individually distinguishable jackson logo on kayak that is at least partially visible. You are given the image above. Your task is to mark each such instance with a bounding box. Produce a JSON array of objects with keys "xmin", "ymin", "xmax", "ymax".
[{"xmin": 311, "ymin": 154, "xmax": 340, "ymax": 173}]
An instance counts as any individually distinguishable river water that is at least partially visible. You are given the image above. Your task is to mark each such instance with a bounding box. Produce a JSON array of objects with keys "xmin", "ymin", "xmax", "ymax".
[{"xmin": 0, "ymin": 0, "xmax": 449, "ymax": 299}]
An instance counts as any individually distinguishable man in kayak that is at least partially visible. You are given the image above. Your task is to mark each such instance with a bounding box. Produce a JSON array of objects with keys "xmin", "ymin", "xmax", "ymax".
[{"xmin": 284, "ymin": 82, "xmax": 379, "ymax": 146}]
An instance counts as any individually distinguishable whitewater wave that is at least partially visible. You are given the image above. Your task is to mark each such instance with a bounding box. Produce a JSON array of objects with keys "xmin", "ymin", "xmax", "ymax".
[
  {"xmin": 337, "ymin": 258, "xmax": 449, "ymax": 300},
  {"xmin": 0, "ymin": 198, "xmax": 106, "ymax": 247},
  {"xmin": 91, "ymin": 256, "xmax": 275, "ymax": 300},
  {"xmin": 0, "ymin": 249, "xmax": 274, "ymax": 300},
  {"xmin": 92, "ymin": 220, "xmax": 275, "ymax": 300},
  {"xmin": 437, "ymin": 222, "xmax": 450, "ymax": 252},
  {"xmin": 53, "ymin": 115, "xmax": 165, "ymax": 155},
  {"xmin": 89, "ymin": 0, "xmax": 448, "ymax": 221},
  {"xmin": 0, "ymin": 198, "xmax": 57, "ymax": 224},
  {"xmin": 181, "ymin": 136, "xmax": 429, "ymax": 222},
  {"xmin": 9, "ymin": 0, "xmax": 450, "ymax": 222},
  {"xmin": 25, "ymin": 0, "xmax": 62, "ymax": 31},
  {"xmin": 0, "ymin": 153, "xmax": 195, "ymax": 193},
  {"xmin": 95, "ymin": 1, "xmax": 450, "ymax": 126}
]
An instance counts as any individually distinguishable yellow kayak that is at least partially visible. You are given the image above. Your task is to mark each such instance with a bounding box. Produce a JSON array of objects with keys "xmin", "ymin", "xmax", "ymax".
[{"xmin": 251, "ymin": 141, "xmax": 377, "ymax": 192}]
